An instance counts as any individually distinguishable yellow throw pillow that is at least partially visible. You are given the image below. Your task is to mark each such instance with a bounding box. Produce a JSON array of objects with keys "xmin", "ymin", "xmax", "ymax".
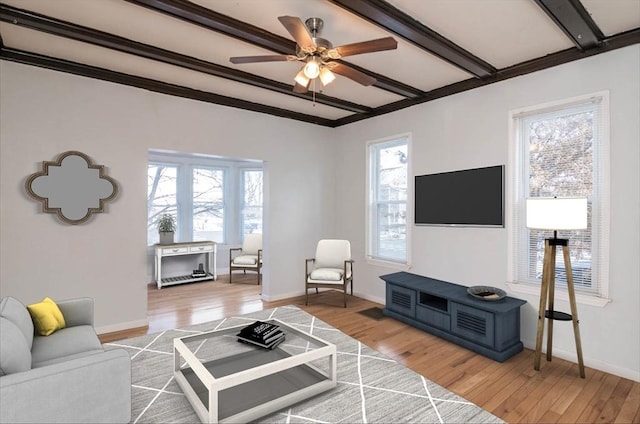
[{"xmin": 27, "ymin": 297, "xmax": 66, "ymax": 336}]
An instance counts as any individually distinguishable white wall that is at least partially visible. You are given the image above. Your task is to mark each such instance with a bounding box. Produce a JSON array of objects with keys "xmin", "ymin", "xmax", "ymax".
[
  {"xmin": 334, "ymin": 45, "xmax": 640, "ymax": 381},
  {"xmin": 0, "ymin": 61, "xmax": 336, "ymax": 332},
  {"xmin": 1, "ymin": 44, "xmax": 638, "ymax": 381}
]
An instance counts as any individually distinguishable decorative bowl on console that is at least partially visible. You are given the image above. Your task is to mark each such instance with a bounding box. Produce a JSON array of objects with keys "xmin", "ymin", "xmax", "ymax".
[{"xmin": 467, "ymin": 286, "xmax": 506, "ymax": 301}]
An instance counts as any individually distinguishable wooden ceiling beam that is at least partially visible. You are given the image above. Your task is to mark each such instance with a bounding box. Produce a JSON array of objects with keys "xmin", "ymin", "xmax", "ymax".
[
  {"xmin": 127, "ymin": 0, "xmax": 423, "ymax": 98},
  {"xmin": 328, "ymin": 0, "xmax": 496, "ymax": 78},
  {"xmin": 127, "ymin": 0, "xmax": 295, "ymax": 54},
  {"xmin": 334, "ymin": 28, "xmax": 640, "ymax": 126},
  {"xmin": 0, "ymin": 4, "xmax": 370, "ymax": 114},
  {"xmin": 534, "ymin": 0, "xmax": 604, "ymax": 50},
  {"xmin": 0, "ymin": 47, "xmax": 336, "ymax": 127},
  {"xmin": 1, "ymin": 1, "xmax": 636, "ymax": 128}
]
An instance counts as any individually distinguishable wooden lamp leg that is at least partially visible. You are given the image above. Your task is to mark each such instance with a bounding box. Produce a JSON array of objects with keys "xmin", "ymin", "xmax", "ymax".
[
  {"xmin": 546, "ymin": 245, "xmax": 557, "ymax": 362},
  {"xmin": 534, "ymin": 239, "xmax": 586, "ymax": 379},
  {"xmin": 563, "ymin": 246, "xmax": 586, "ymax": 378},
  {"xmin": 535, "ymin": 240, "xmax": 553, "ymax": 371}
]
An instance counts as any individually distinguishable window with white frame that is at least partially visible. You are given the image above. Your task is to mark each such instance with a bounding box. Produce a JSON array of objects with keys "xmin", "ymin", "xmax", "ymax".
[
  {"xmin": 147, "ymin": 152, "xmax": 263, "ymax": 246},
  {"xmin": 192, "ymin": 167, "xmax": 225, "ymax": 242},
  {"xmin": 509, "ymin": 93, "xmax": 609, "ymax": 299},
  {"xmin": 367, "ymin": 136, "xmax": 409, "ymax": 264},
  {"xmin": 147, "ymin": 163, "xmax": 178, "ymax": 243},
  {"xmin": 241, "ymin": 169, "xmax": 263, "ymax": 237}
]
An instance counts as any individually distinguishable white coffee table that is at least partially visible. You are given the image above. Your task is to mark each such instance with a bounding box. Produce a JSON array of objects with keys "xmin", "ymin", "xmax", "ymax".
[{"xmin": 173, "ymin": 319, "xmax": 337, "ymax": 423}]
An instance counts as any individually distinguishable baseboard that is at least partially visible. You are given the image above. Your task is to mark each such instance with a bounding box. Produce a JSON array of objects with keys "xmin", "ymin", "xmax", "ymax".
[
  {"xmin": 95, "ymin": 318, "xmax": 149, "ymax": 336},
  {"xmin": 353, "ymin": 291, "xmax": 385, "ymax": 305},
  {"xmin": 261, "ymin": 290, "xmax": 304, "ymax": 302},
  {"xmin": 522, "ymin": 339, "xmax": 640, "ymax": 382}
]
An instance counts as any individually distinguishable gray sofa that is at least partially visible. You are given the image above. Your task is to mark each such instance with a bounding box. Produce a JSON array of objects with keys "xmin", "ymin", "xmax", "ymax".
[{"xmin": 0, "ymin": 296, "xmax": 131, "ymax": 423}]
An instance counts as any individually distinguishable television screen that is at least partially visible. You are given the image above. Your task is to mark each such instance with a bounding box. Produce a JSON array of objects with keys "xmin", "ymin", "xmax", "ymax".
[{"xmin": 414, "ymin": 165, "xmax": 504, "ymax": 227}]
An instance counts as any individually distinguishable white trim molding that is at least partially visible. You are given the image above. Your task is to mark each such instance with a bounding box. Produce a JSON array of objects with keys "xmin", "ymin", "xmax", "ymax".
[
  {"xmin": 506, "ymin": 282, "xmax": 611, "ymax": 307},
  {"xmin": 96, "ymin": 318, "xmax": 149, "ymax": 336}
]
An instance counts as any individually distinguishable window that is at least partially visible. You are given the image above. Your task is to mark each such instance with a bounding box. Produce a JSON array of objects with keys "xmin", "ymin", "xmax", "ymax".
[
  {"xmin": 367, "ymin": 136, "xmax": 409, "ymax": 264},
  {"xmin": 147, "ymin": 163, "xmax": 178, "ymax": 244},
  {"xmin": 241, "ymin": 169, "xmax": 263, "ymax": 237},
  {"xmin": 509, "ymin": 93, "xmax": 609, "ymax": 301},
  {"xmin": 147, "ymin": 152, "xmax": 263, "ymax": 246},
  {"xmin": 192, "ymin": 167, "xmax": 224, "ymax": 242}
]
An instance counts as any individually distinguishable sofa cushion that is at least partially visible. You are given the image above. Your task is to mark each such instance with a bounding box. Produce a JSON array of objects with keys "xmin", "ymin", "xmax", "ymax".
[
  {"xmin": 232, "ymin": 254, "xmax": 259, "ymax": 266},
  {"xmin": 27, "ymin": 297, "xmax": 66, "ymax": 336},
  {"xmin": 31, "ymin": 325, "xmax": 103, "ymax": 368},
  {"xmin": 309, "ymin": 268, "xmax": 344, "ymax": 281},
  {"xmin": 0, "ymin": 297, "xmax": 34, "ymax": 349},
  {"xmin": 0, "ymin": 317, "xmax": 32, "ymax": 375}
]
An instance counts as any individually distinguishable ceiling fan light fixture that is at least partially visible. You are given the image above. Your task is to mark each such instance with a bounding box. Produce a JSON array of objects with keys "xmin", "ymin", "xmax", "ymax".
[
  {"xmin": 303, "ymin": 57, "xmax": 321, "ymax": 79},
  {"xmin": 319, "ymin": 67, "xmax": 336, "ymax": 86},
  {"xmin": 294, "ymin": 68, "xmax": 310, "ymax": 87},
  {"xmin": 231, "ymin": 15, "xmax": 398, "ymax": 93}
]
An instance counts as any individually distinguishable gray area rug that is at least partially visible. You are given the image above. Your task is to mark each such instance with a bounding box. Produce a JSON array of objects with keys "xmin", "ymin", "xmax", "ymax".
[{"xmin": 105, "ymin": 305, "xmax": 503, "ymax": 423}]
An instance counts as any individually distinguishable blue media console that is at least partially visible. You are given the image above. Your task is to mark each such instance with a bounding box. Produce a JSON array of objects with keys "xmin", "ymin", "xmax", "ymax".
[{"xmin": 381, "ymin": 272, "xmax": 527, "ymax": 362}]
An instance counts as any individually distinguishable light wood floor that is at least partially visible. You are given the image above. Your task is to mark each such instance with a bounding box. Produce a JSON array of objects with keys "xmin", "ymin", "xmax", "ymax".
[{"xmin": 100, "ymin": 274, "xmax": 640, "ymax": 423}]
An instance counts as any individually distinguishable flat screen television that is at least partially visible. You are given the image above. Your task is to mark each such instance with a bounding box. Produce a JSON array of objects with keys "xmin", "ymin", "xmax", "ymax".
[{"xmin": 414, "ymin": 165, "xmax": 504, "ymax": 227}]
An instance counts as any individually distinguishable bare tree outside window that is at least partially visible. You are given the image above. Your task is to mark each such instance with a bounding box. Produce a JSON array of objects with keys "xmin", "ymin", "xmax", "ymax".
[
  {"xmin": 148, "ymin": 155, "xmax": 264, "ymax": 246},
  {"xmin": 193, "ymin": 168, "xmax": 224, "ymax": 242},
  {"xmin": 522, "ymin": 106, "xmax": 597, "ymax": 291},
  {"xmin": 242, "ymin": 170, "xmax": 263, "ymax": 237},
  {"xmin": 147, "ymin": 164, "xmax": 177, "ymax": 244},
  {"xmin": 369, "ymin": 139, "xmax": 408, "ymax": 263}
]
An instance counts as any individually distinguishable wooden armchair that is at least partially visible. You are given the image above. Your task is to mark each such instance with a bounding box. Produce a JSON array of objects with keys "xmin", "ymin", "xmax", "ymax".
[
  {"xmin": 229, "ymin": 233, "xmax": 262, "ymax": 284},
  {"xmin": 305, "ymin": 239, "xmax": 354, "ymax": 307}
]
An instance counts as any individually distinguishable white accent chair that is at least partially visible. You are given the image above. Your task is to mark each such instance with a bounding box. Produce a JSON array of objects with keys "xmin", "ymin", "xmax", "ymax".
[
  {"xmin": 229, "ymin": 233, "xmax": 262, "ymax": 284},
  {"xmin": 305, "ymin": 239, "xmax": 354, "ymax": 307}
]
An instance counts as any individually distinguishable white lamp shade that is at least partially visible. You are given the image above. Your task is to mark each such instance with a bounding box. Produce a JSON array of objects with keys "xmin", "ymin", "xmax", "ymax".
[
  {"xmin": 526, "ymin": 197, "xmax": 588, "ymax": 230},
  {"xmin": 294, "ymin": 69, "xmax": 309, "ymax": 87},
  {"xmin": 319, "ymin": 67, "xmax": 336, "ymax": 86}
]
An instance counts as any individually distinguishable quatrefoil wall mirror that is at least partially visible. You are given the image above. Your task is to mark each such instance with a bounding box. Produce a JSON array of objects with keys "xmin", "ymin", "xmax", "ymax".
[{"xmin": 25, "ymin": 151, "xmax": 118, "ymax": 225}]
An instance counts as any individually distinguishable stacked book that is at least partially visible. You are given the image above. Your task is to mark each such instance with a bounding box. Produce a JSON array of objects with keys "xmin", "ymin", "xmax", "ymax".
[
  {"xmin": 191, "ymin": 264, "xmax": 207, "ymax": 278},
  {"xmin": 237, "ymin": 321, "xmax": 285, "ymax": 349}
]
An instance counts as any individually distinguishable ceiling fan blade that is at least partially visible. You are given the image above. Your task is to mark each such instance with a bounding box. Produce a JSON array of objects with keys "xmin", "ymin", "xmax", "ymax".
[
  {"xmin": 325, "ymin": 37, "xmax": 398, "ymax": 59},
  {"xmin": 230, "ymin": 55, "xmax": 296, "ymax": 64},
  {"xmin": 328, "ymin": 62, "xmax": 377, "ymax": 86},
  {"xmin": 278, "ymin": 16, "xmax": 316, "ymax": 52}
]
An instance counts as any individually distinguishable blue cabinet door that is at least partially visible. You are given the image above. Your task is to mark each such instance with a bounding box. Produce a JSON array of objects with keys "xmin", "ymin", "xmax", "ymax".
[
  {"xmin": 450, "ymin": 302, "xmax": 495, "ymax": 348},
  {"xmin": 386, "ymin": 284, "xmax": 416, "ymax": 318}
]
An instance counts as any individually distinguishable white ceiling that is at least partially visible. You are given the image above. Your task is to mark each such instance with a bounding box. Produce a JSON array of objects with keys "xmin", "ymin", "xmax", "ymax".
[{"xmin": 1, "ymin": 0, "xmax": 638, "ymax": 126}]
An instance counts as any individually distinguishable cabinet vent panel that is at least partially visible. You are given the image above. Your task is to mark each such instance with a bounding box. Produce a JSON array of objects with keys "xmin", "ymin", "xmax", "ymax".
[
  {"xmin": 391, "ymin": 290, "xmax": 412, "ymax": 309},
  {"xmin": 457, "ymin": 311, "xmax": 486, "ymax": 336}
]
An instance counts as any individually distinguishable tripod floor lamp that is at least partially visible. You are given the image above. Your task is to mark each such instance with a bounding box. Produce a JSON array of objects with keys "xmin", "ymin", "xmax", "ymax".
[{"xmin": 526, "ymin": 196, "xmax": 587, "ymax": 378}]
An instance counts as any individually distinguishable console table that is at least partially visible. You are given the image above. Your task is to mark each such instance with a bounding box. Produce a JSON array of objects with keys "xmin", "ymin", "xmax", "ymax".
[
  {"xmin": 155, "ymin": 241, "xmax": 217, "ymax": 289},
  {"xmin": 381, "ymin": 272, "xmax": 526, "ymax": 362}
]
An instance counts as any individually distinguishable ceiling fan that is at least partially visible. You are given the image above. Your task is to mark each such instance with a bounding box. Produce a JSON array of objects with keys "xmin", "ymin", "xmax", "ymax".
[{"xmin": 230, "ymin": 16, "xmax": 398, "ymax": 93}]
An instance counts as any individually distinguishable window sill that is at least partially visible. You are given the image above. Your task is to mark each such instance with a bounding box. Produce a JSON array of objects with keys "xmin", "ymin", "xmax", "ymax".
[
  {"xmin": 366, "ymin": 257, "xmax": 410, "ymax": 270},
  {"xmin": 506, "ymin": 282, "xmax": 612, "ymax": 307}
]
